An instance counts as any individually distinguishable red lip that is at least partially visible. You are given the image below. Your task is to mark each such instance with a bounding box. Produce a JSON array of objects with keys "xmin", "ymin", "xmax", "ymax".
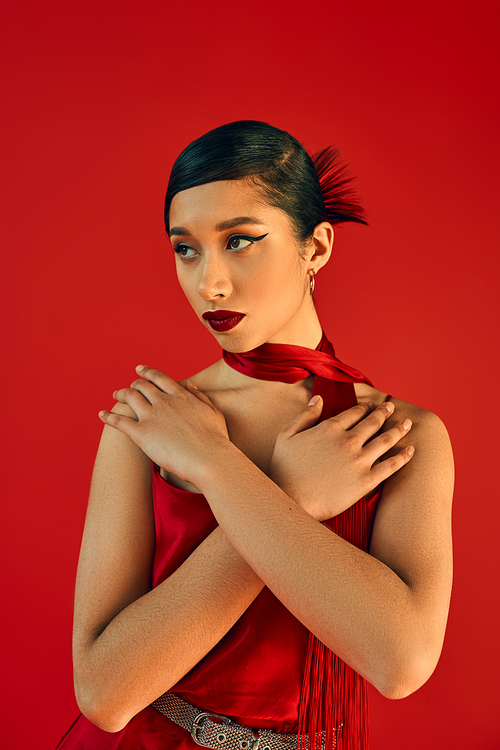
[
  {"xmin": 202, "ymin": 310, "xmax": 243, "ymax": 320},
  {"xmin": 202, "ymin": 310, "xmax": 245, "ymax": 332}
]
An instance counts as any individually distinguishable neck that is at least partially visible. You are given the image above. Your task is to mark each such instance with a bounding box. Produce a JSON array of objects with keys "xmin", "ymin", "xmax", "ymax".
[
  {"xmin": 216, "ymin": 359, "xmax": 313, "ymax": 392},
  {"xmin": 264, "ymin": 303, "xmax": 323, "ymax": 350},
  {"xmin": 221, "ymin": 323, "xmax": 372, "ymax": 390},
  {"xmin": 214, "ymin": 305, "xmax": 325, "ymax": 390}
]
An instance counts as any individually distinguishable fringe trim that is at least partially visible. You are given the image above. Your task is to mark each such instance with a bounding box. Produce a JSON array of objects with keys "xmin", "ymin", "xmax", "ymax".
[{"xmin": 297, "ymin": 495, "xmax": 370, "ymax": 750}]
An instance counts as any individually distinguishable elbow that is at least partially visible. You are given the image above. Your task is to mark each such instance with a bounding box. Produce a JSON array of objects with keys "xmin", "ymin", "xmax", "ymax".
[
  {"xmin": 374, "ymin": 650, "xmax": 440, "ymax": 701},
  {"xmin": 377, "ymin": 678, "xmax": 422, "ymax": 701},
  {"xmin": 76, "ymin": 697, "xmax": 131, "ymax": 734},
  {"xmin": 74, "ymin": 678, "xmax": 132, "ymax": 733}
]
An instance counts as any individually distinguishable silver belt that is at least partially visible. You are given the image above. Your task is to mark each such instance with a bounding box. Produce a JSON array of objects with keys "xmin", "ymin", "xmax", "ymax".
[{"xmin": 152, "ymin": 692, "xmax": 336, "ymax": 750}]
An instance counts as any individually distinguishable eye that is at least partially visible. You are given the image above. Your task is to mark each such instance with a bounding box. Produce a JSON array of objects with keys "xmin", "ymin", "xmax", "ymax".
[
  {"xmin": 227, "ymin": 236, "xmax": 252, "ymax": 251},
  {"xmin": 173, "ymin": 244, "xmax": 197, "ymax": 259},
  {"xmin": 226, "ymin": 233, "xmax": 268, "ymax": 251}
]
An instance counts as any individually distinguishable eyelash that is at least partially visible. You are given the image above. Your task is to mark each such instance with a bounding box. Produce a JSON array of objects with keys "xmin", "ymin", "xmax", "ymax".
[{"xmin": 173, "ymin": 233, "xmax": 268, "ymax": 259}]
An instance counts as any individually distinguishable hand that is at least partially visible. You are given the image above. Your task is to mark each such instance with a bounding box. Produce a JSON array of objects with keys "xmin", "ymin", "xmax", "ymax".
[
  {"xmin": 99, "ymin": 366, "xmax": 230, "ymax": 484},
  {"xmin": 268, "ymin": 398, "xmax": 414, "ymax": 521}
]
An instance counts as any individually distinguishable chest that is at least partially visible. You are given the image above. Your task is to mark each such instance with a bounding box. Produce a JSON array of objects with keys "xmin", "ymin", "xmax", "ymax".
[
  {"xmin": 163, "ymin": 380, "xmax": 316, "ymax": 492},
  {"xmin": 161, "ymin": 381, "xmax": 382, "ymax": 494},
  {"xmin": 223, "ymin": 390, "xmax": 311, "ymax": 474}
]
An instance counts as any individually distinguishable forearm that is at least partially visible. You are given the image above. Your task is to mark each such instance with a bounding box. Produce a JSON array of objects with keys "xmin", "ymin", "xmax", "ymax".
[
  {"xmin": 74, "ymin": 525, "xmax": 263, "ymax": 732},
  {"xmin": 196, "ymin": 443, "xmax": 442, "ymax": 698}
]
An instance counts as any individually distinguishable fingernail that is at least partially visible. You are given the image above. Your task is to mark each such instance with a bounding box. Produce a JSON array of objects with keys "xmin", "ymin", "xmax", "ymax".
[
  {"xmin": 98, "ymin": 410, "xmax": 106, "ymax": 418},
  {"xmin": 136, "ymin": 365, "xmax": 146, "ymax": 372},
  {"xmin": 384, "ymin": 401, "xmax": 395, "ymax": 414},
  {"xmin": 407, "ymin": 445, "xmax": 415, "ymax": 457},
  {"xmin": 402, "ymin": 418, "xmax": 412, "ymax": 429},
  {"xmin": 308, "ymin": 395, "xmax": 320, "ymax": 406},
  {"xmin": 187, "ymin": 380, "xmax": 198, "ymax": 390}
]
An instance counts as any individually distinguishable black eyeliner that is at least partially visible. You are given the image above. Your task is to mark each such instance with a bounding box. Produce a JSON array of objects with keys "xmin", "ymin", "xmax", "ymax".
[
  {"xmin": 232, "ymin": 233, "xmax": 268, "ymax": 242},
  {"xmin": 173, "ymin": 233, "xmax": 268, "ymax": 255}
]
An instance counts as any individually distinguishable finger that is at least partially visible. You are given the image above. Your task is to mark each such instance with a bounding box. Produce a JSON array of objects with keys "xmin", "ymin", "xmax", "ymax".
[
  {"xmin": 113, "ymin": 386, "xmax": 153, "ymax": 409},
  {"xmin": 135, "ymin": 365, "xmax": 179, "ymax": 395},
  {"xmin": 278, "ymin": 395, "xmax": 324, "ymax": 441},
  {"xmin": 364, "ymin": 418, "xmax": 413, "ymax": 460},
  {"xmin": 370, "ymin": 445, "xmax": 415, "ymax": 485},
  {"xmin": 332, "ymin": 401, "xmax": 375, "ymax": 431},
  {"xmin": 98, "ymin": 408, "xmax": 139, "ymax": 438},
  {"xmin": 348, "ymin": 401, "xmax": 395, "ymax": 441},
  {"xmin": 185, "ymin": 380, "xmax": 219, "ymax": 410},
  {"xmin": 128, "ymin": 378, "xmax": 164, "ymax": 403}
]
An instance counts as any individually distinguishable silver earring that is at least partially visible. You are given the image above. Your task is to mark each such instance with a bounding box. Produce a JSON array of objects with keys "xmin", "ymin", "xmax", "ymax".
[{"xmin": 309, "ymin": 270, "xmax": 316, "ymax": 295}]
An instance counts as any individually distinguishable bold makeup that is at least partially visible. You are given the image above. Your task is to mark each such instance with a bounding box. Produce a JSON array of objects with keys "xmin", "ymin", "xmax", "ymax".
[
  {"xmin": 202, "ymin": 310, "xmax": 246, "ymax": 332},
  {"xmin": 173, "ymin": 232, "xmax": 268, "ymax": 257}
]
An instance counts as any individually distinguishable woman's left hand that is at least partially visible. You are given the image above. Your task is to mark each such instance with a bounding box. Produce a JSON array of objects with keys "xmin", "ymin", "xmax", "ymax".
[
  {"xmin": 268, "ymin": 397, "xmax": 414, "ymax": 521},
  {"xmin": 99, "ymin": 366, "xmax": 230, "ymax": 484}
]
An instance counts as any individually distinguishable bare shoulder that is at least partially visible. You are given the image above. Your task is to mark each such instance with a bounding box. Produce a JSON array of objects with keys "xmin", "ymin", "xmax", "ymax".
[
  {"xmin": 356, "ymin": 383, "xmax": 452, "ymax": 453},
  {"xmin": 387, "ymin": 396, "xmax": 453, "ymax": 475},
  {"xmin": 389, "ymin": 396, "xmax": 450, "ymax": 446},
  {"xmin": 103, "ymin": 401, "xmax": 150, "ymax": 474},
  {"xmin": 368, "ymin": 388, "xmax": 454, "ymax": 590},
  {"xmin": 379, "ymin": 394, "xmax": 454, "ymax": 523},
  {"xmin": 379, "ymin": 388, "xmax": 453, "ymax": 502},
  {"xmin": 89, "ymin": 402, "xmax": 152, "ymax": 518},
  {"xmin": 360, "ymin": 382, "xmax": 454, "ymax": 557}
]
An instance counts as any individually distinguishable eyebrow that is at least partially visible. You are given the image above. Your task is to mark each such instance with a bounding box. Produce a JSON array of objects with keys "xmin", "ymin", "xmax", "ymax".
[{"xmin": 169, "ymin": 216, "xmax": 266, "ymax": 238}]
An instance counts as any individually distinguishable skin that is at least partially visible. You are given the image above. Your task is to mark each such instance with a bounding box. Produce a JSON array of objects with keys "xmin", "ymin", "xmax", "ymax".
[{"xmin": 73, "ymin": 179, "xmax": 454, "ymax": 733}]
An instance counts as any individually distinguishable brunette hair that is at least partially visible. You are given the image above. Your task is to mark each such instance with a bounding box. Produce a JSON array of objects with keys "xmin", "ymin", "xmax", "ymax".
[{"xmin": 164, "ymin": 120, "xmax": 367, "ymax": 243}]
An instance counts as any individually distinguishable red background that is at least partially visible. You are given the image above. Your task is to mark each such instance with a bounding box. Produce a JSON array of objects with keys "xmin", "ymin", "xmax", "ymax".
[{"xmin": 1, "ymin": 1, "xmax": 499, "ymax": 748}]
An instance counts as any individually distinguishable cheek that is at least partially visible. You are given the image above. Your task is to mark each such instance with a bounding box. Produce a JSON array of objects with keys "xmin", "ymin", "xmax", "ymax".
[
  {"xmin": 247, "ymin": 263, "xmax": 272, "ymax": 292},
  {"xmin": 243, "ymin": 266, "xmax": 282, "ymax": 312},
  {"xmin": 250, "ymin": 256, "xmax": 303, "ymax": 309},
  {"xmin": 176, "ymin": 267, "xmax": 196, "ymax": 304}
]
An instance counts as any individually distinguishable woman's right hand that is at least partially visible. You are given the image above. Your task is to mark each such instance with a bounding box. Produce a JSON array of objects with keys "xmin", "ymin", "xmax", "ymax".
[
  {"xmin": 99, "ymin": 366, "xmax": 230, "ymax": 486},
  {"xmin": 268, "ymin": 398, "xmax": 415, "ymax": 521}
]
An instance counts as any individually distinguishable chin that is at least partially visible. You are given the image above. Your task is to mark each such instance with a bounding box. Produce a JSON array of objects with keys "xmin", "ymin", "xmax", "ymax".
[
  {"xmin": 209, "ymin": 329, "xmax": 266, "ymax": 354},
  {"xmin": 204, "ymin": 313, "xmax": 291, "ymax": 353}
]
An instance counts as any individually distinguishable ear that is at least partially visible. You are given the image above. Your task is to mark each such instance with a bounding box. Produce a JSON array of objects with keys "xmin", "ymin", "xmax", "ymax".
[{"xmin": 307, "ymin": 222, "xmax": 334, "ymax": 272}]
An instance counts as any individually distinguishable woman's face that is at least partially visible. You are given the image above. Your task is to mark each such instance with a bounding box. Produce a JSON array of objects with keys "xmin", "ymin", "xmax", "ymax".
[{"xmin": 169, "ymin": 179, "xmax": 326, "ymax": 352}]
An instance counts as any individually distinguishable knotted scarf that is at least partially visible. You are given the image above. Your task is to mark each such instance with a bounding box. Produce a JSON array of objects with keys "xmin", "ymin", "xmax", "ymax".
[{"xmin": 223, "ymin": 332, "xmax": 375, "ymax": 750}]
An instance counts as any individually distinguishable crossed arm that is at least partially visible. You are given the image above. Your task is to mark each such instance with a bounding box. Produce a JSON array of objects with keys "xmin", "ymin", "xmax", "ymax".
[{"xmin": 73, "ymin": 369, "xmax": 453, "ymax": 732}]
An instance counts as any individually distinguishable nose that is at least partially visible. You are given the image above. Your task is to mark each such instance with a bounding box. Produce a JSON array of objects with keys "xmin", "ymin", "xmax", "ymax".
[{"xmin": 197, "ymin": 251, "xmax": 232, "ymax": 301}]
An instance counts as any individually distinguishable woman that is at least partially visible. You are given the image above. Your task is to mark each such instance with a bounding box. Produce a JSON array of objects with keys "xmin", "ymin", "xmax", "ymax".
[{"xmin": 57, "ymin": 121, "xmax": 454, "ymax": 750}]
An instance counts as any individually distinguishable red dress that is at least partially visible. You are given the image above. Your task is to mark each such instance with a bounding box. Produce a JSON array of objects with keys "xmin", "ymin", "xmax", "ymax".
[
  {"xmin": 57, "ymin": 337, "xmax": 382, "ymax": 749},
  {"xmin": 57, "ymin": 467, "xmax": 381, "ymax": 750}
]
